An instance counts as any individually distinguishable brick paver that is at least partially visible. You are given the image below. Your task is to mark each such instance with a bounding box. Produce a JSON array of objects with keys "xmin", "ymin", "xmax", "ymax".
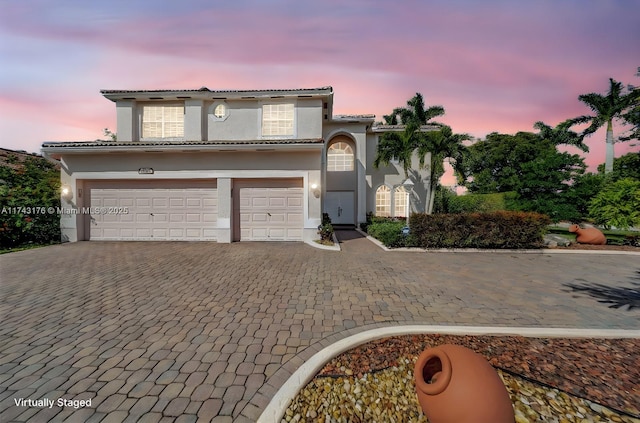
[{"xmin": 1, "ymin": 232, "xmax": 639, "ymax": 421}]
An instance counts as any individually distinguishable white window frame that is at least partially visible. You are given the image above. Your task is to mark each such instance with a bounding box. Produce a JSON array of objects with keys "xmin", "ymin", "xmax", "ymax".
[
  {"xmin": 394, "ymin": 186, "xmax": 407, "ymax": 217},
  {"xmin": 140, "ymin": 103, "xmax": 185, "ymax": 140},
  {"xmin": 261, "ymin": 102, "xmax": 295, "ymax": 138},
  {"xmin": 327, "ymin": 142, "xmax": 355, "ymax": 172},
  {"xmin": 209, "ymin": 101, "xmax": 229, "ymax": 122},
  {"xmin": 375, "ymin": 185, "xmax": 391, "ymax": 217}
]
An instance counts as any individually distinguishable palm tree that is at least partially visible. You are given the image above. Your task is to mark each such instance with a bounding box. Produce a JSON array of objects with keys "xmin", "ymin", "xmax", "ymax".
[
  {"xmin": 565, "ymin": 78, "xmax": 635, "ymax": 173},
  {"xmin": 419, "ymin": 125, "xmax": 472, "ymax": 213},
  {"xmin": 373, "ymin": 93, "xmax": 444, "ymax": 179},
  {"xmin": 374, "ymin": 93, "xmax": 470, "ymax": 214},
  {"xmin": 533, "ymin": 121, "xmax": 589, "ymax": 152}
]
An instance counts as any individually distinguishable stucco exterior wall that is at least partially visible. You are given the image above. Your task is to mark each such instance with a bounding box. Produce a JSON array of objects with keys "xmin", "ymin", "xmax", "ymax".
[
  {"xmin": 61, "ymin": 151, "xmax": 321, "ymax": 173},
  {"xmin": 365, "ymin": 133, "xmax": 431, "ymax": 214},
  {"xmin": 113, "ymin": 98, "xmax": 323, "ymax": 142}
]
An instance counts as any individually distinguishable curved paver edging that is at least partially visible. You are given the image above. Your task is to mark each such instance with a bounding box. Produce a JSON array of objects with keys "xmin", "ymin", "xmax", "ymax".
[
  {"xmin": 305, "ymin": 232, "xmax": 341, "ymax": 251},
  {"xmin": 356, "ymin": 228, "xmax": 640, "ymax": 256},
  {"xmin": 256, "ymin": 325, "xmax": 640, "ymax": 423}
]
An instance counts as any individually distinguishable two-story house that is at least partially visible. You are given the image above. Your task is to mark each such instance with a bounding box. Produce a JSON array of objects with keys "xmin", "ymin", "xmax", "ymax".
[{"xmin": 41, "ymin": 86, "xmax": 432, "ymax": 243}]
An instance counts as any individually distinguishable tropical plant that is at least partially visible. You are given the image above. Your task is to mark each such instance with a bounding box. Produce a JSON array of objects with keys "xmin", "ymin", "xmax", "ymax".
[
  {"xmin": 596, "ymin": 152, "xmax": 640, "ymax": 181},
  {"xmin": 373, "ymin": 93, "xmax": 444, "ymax": 179},
  {"xmin": 462, "ymin": 131, "xmax": 587, "ymax": 221},
  {"xmin": 103, "ymin": 128, "xmax": 117, "ymax": 141},
  {"xmin": 533, "ymin": 121, "xmax": 589, "ymax": 152},
  {"xmin": 588, "ymin": 178, "xmax": 640, "ymax": 229},
  {"xmin": 564, "ymin": 78, "xmax": 637, "ymax": 173},
  {"xmin": 418, "ymin": 125, "xmax": 472, "ymax": 213},
  {"xmin": 374, "ymin": 93, "xmax": 470, "ymax": 214},
  {"xmin": 620, "ymin": 67, "xmax": 640, "ymax": 142}
]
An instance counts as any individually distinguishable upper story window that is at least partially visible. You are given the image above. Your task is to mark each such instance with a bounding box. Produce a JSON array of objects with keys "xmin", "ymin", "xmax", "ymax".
[
  {"xmin": 214, "ymin": 104, "xmax": 226, "ymax": 118},
  {"xmin": 141, "ymin": 104, "xmax": 184, "ymax": 139},
  {"xmin": 262, "ymin": 103, "xmax": 294, "ymax": 137},
  {"xmin": 327, "ymin": 142, "xmax": 354, "ymax": 171},
  {"xmin": 209, "ymin": 101, "xmax": 229, "ymax": 121}
]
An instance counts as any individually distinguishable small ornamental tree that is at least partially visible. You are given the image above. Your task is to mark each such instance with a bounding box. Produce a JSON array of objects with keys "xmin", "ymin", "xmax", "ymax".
[{"xmin": 588, "ymin": 178, "xmax": 640, "ymax": 229}]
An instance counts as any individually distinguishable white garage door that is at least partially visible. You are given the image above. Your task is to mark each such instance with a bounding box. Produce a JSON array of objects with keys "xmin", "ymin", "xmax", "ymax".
[
  {"xmin": 90, "ymin": 185, "xmax": 217, "ymax": 241},
  {"xmin": 240, "ymin": 187, "xmax": 303, "ymax": 241}
]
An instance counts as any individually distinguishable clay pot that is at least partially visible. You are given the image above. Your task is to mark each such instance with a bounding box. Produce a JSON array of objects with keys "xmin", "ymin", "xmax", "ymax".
[
  {"xmin": 569, "ymin": 224, "xmax": 606, "ymax": 245},
  {"xmin": 414, "ymin": 344, "xmax": 515, "ymax": 423}
]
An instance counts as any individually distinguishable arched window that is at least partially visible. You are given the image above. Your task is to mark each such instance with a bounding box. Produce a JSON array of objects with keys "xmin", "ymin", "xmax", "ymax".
[
  {"xmin": 394, "ymin": 186, "xmax": 407, "ymax": 217},
  {"xmin": 327, "ymin": 142, "xmax": 354, "ymax": 171},
  {"xmin": 375, "ymin": 186, "xmax": 391, "ymax": 217},
  {"xmin": 214, "ymin": 104, "xmax": 226, "ymax": 118}
]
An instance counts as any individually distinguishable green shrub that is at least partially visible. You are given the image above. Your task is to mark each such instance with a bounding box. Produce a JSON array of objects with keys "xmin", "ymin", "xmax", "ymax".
[
  {"xmin": 588, "ymin": 178, "xmax": 640, "ymax": 229},
  {"xmin": 317, "ymin": 213, "xmax": 334, "ymax": 243},
  {"xmin": 410, "ymin": 211, "xmax": 550, "ymax": 249},
  {"xmin": 317, "ymin": 223, "xmax": 334, "ymax": 242},
  {"xmin": 367, "ymin": 220, "xmax": 410, "ymax": 248},
  {"xmin": 1, "ymin": 154, "xmax": 61, "ymax": 249},
  {"xmin": 446, "ymin": 192, "xmax": 507, "ymax": 214}
]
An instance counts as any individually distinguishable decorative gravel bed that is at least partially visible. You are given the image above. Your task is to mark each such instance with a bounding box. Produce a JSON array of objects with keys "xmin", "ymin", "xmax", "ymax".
[{"xmin": 284, "ymin": 334, "xmax": 640, "ymax": 422}]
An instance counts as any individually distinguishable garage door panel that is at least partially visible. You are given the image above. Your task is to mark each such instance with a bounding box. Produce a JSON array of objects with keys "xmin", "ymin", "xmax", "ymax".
[
  {"xmin": 252, "ymin": 197, "xmax": 268, "ymax": 207},
  {"xmin": 239, "ymin": 186, "xmax": 303, "ymax": 241},
  {"xmin": 169, "ymin": 198, "xmax": 184, "ymax": 207},
  {"xmin": 288, "ymin": 197, "xmax": 303, "ymax": 207},
  {"xmin": 136, "ymin": 198, "xmax": 152, "ymax": 208},
  {"xmin": 269, "ymin": 198, "xmax": 286, "ymax": 207},
  {"xmin": 90, "ymin": 185, "xmax": 217, "ymax": 241},
  {"xmin": 269, "ymin": 213, "xmax": 285, "ymax": 223},
  {"xmin": 186, "ymin": 213, "xmax": 202, "ymax": 223}
]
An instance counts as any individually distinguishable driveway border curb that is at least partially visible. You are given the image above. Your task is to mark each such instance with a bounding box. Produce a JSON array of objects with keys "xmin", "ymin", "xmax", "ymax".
[{"xmin": 355, "ymin": 228, "xmax": 640, "ymax": 256}]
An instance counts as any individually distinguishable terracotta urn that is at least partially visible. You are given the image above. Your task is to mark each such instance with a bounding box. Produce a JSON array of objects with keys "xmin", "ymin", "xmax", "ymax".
[
  {"xmin": 414, "ymin": 344, "xmax": 515, "ymax": 423},
  {"xmin": 569, "ymin": 224, "xmax": 606, "ymax": 245}
]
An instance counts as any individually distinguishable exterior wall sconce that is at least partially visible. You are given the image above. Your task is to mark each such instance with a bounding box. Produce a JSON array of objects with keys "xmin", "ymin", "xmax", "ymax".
[
  {"xmin": 61, "ymin": 184, "xmax": 73, "ymax": 201},
  {"xmin": 311, "ymin": 183, "xmax": 321, "ymax": 198}
]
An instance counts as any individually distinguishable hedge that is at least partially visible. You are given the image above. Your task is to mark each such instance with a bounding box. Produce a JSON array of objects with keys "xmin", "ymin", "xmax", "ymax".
[
  {"xmin": 446, "ymin": 192, "xmax": 509, "ymax": 213},
  {"xmin": 410, "ymin": 211, "xmax": 550, "ymax": 249},
  {"xmin": 366, "ymin": 220, "xmax": 409, "ymax": 248}
]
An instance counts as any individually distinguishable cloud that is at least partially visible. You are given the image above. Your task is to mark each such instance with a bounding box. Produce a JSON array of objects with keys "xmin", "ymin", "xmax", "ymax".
[{"xmin": 0, "ymin": 0, "xmax": 638, "ymax": 170}]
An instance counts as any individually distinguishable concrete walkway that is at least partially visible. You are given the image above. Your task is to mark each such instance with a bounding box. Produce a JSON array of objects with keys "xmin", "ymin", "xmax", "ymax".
[{"xmin": 1, "ymin": 231, "xmax": 639, "ymax": 422}]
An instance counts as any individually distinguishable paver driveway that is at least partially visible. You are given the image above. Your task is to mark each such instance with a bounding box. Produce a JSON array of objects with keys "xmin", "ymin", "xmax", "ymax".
[{"xmin": 1, "ymin": 231, "xmax": 639, "ymax": 422}]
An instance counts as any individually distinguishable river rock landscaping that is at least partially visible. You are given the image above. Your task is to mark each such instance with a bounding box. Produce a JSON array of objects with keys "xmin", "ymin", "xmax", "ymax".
[{"xmin": 283, "ymin": 334, "xmax": 639, "ymax": 423}]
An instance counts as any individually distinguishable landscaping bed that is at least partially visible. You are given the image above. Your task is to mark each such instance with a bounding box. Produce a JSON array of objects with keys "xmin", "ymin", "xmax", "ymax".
[{"xmin": 284, "ymin": 334, "xmax": 640, "ymax": 422}]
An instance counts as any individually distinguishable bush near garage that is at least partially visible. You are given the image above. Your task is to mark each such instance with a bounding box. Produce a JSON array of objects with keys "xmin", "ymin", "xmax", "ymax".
[
  {"xmin": 410, "ymin": 211, "xmax": 550, "ymax": 249},
  {"xmin": 0, "ymin": 152, "xmax": 61, "ymax": 250},
  {"xmin": 317, "ymin": 212, "xmax": 335, "ymax": 243}
]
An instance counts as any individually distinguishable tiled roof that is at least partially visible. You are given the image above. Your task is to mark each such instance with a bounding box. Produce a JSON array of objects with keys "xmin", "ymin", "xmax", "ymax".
[
  {"xmin": 372, "ymin": 124, "xmax": 441, "ymax": 132},
  {"xmin": 42, "ymin": 139, "xmax": 324, "ymax": 149},
  {"xmin": 333, "ymin": 114, "xmax": 375, "ymax": 120},
  {"xmin": 100, "ymin": 87, "xmax": 333, "ymax": 99},
  {"xmin": 100, "ymin": 87, "xmax": 331, "ymax": 94}
]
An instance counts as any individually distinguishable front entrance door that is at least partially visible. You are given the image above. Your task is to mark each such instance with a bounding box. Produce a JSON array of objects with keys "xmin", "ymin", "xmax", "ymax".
[{"xmin": 325, "ymin": 191, "xmax": 355, "ymax": 225}]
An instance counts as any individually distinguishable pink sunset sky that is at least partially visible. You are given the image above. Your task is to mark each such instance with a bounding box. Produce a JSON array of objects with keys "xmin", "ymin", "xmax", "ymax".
[{"xmin": 1, "ymin": 0, "xmax": 638, "ymax": 180}]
